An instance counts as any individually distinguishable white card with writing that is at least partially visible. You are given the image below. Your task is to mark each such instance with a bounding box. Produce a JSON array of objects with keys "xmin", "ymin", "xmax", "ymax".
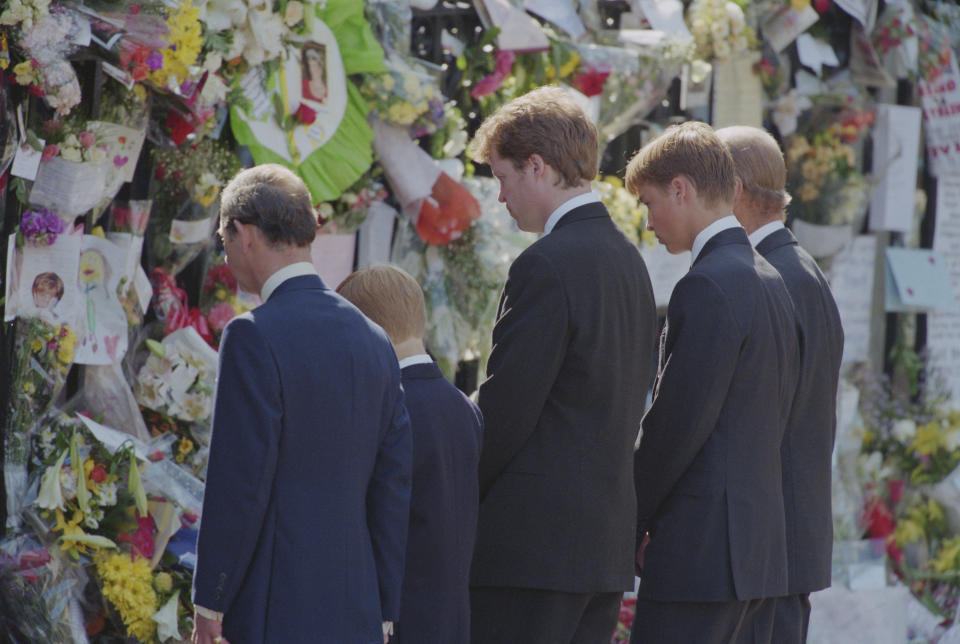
[
  {"xmin": 11, "ymin": 142, "xmax": 43, "ymax": 181},
  {"xmin": 919, "ymin": 51, "xmax": 960, "ymax": 177},
  {"xmin": 928, "ymin": 174, "xmax": 960, "ymax": 408},
  {"xmin": 763, "ymin": 6, "xmax": 820, "ymax": 53}
]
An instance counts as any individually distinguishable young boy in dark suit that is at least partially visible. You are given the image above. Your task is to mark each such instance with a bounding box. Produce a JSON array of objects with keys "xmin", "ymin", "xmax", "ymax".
[{"xmin": 338, "ymin": 265, "xmax": 483, "ymax": 644}]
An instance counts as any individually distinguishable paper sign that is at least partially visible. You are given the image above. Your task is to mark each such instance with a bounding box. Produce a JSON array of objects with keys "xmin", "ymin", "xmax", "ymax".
[
  {"xmin": 133, "ymin": 265, "xmax": 153, "ymax": 314},
  {"xmin": 849, "ymin": 24, "xmax": 896, "ymax": 88},
  {"xmin": 712, "ymin": 54, "xmax": 763, "ymax": 129},
  {"xmin": 29, "ymin": 156, "xmax": 110, "ymax": 217},
  {"xmin": 884, "ymin": 247, "xmax": 957, "ymax": 312},
  {"xmin": 829, "ymin": 236, "xmax": 877, "ymax": 365},
  {"xmin": 68, "ymin": 11, "xmax": 92, "ymax": 47},
  {"xmin": 834, "ymin": 0, "xmax": 877, "ymax": 30},
  {"xmin": 763, "ymin": 6, "xmax": 820, "ymax": 53},
  {"xmin": 86, "ymin": 121, "xmax": 146, "ymax": 183},
  {"xmin": 870, "ymin": 104, "xmax": 922, "ymax": 232},
  {"xmin": 11, "ymin": 142, "xmax": 43, "ymax": 181},
  {"xmin": 101, "ymin": 61, "xmax": 134, "ymax": 90},
  {"xmin": 928, "ymin": 175, "xmax": 960, "ymax": 407},
  {"xmin": 796, "ymin": 33, "xmax": 840, "ymax": 76},
  {"xmin": 919, "ymin": 50, "xmax": 960, "ymax": 177},
  {"xmin": 17, "ymin": 232, "xmax": 83, "ymax": 326},
  {"xmin": 311, "ymin": 232, "xmax": 356, "ymax": 290}
]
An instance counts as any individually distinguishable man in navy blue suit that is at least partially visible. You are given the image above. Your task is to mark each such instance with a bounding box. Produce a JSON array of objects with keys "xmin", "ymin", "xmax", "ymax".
[
  {"xmin": 191, "ymin": 164, "xmax": 412, "ymax": 644},
  {"xmin": 718, "ymin": 126, "xmax": 844, "ymax": 643},
  {"xmin": 626, "ymin": 123, "xmax": 799, "ymax": 643},
  {"xmin": 337, "ymin": 264, "xmax": 483, "ymax": 644}
]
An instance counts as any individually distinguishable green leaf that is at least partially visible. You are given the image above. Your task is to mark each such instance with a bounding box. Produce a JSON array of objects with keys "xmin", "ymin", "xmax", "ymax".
[
  {"xmin": 456, "ymin": 55, "xmax": 467, "ymax": 71},
  {"xmin": 60, "ymin": 533, "xmax": 117, "ymax": 549},
  {"xmin": 25, "ymin": 130, "xmax": 43, "ymax": 151},
  {"xmin": 71, "ymin": 432, "xmax": 89, "ymax": 515},
  {"xmin": 128, "ymin": 452, "xmax": 148, "ymax": 517},
  {"xmin": 145, "ymin": 339, "xmax": 166, "ymax": 358}
]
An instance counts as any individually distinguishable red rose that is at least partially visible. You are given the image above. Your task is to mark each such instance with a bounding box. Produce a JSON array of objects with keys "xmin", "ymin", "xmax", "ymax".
[
  {"xmin": 572, "ymin": 66, "xmax": 611, "ymax": 97},
  {"xmin": 813, "ymin": 0, "xmax": 830, "ymax": 12},
  {"xmin": 295, "ymin": 103, "xmax": 317, "ymax": 125},
  {"xmin": 89, "ymin": 464, "xmax": 107, "ymax": 484}
]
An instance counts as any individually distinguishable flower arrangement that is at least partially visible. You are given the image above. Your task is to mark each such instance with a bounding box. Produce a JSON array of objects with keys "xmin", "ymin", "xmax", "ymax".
[
  {"xmin": 916, "ymin": 14, "xmax": 954, "ymax": 83},
  {"xmin": 785, "ymin": 108, "xmax": 874, "ymax": 227},
  {"xmin": 872, "ymin": 6, "xmax": 917, "ymax": 56},
  {"xmin": 687, "ymin": 0, "xmax": 756, "ymax": 62},
  {"xmin": 199, "ymin": 260, "xmax": 252, "ymax": 346},
  {"xmin": 134, "ymin": 329, "xmax": 217, "ymax": 425},
  {"xmin": 0, "ymin": 0, "xmax": 51, "ymax": 31},
  {"xmin": 19, "ymin": 207, "xmax": 65, "ymax": 246},
  {"xmin": 316, "ymin": 171, "xmax": 389, "ymax": 234},
  {"xmin": 147, "ymin": 3, "xmax": 203, "ymax": 93},
  {"xmin": 594, "ymin": 175, "xmax": 653, "ymax": 248},
  {"xmin": 359, "ymin": 59, "xmax": 446, "ymax": 140},
  {"xmin": 8, "ymin": 7, "xmax": 84, "ymax": 115}
]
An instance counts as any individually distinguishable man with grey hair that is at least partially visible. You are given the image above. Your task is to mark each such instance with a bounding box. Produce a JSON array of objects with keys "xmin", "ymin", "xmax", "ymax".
[
  {"xmin": 718, "ymin": 126, "xmax": 844, "ymax": 643},
  {"xmin": 191, "ymin": 164, "xmax": 412, "ymax": 644}
]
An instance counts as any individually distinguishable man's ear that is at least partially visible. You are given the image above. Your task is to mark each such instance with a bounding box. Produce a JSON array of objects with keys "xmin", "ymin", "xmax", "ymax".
[
  {"xmin": 233, "ymin": 221, "xmax": 256, "ymax": 252},
  {"xmin": 670, "ymin": 175, "xmax": 690, "ymax": 203},
  {"xmin": 528, "ymin": 153, "xmax": 547, "ymax": 178}
]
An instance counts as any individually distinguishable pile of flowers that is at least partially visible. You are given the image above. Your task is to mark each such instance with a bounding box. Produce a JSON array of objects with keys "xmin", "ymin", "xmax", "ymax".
[
  {"xmin": 785, "ymin": 108, "xmax": 875, "ymax": 226},
  {"xmin": 686, "ymin": 0, "xmax": 755, "ymax": 62},
  {"xmin": 855, "ymin": 362, "xmax": 960, "ymax": 620},
  {"xmin": 316, "ymin": 172, "xmax": 389, "ymax": 234}
]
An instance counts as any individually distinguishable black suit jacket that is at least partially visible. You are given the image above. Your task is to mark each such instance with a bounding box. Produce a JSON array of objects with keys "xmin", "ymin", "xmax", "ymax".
[
  {"xmin": 634, "ymin": 227, "xmax": 799, "ymax": 602},
  {"xmin": 473, "ymin": 202, "xmax": 658, "ymax": 592},
  {"xmin": 757, "ymin": 227, "xmax": 843, "ymax": 594},
  {"xmin": 394, "ymin": 361, "xmax": 483, "ymax": 644}
]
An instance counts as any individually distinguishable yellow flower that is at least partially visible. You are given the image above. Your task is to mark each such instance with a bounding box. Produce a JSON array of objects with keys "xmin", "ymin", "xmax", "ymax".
[
  {"xmin": 559, "ymin": 51, "xmax": 580, "ymax": 78},
  {"xmin": 791, "ymin": 0, "xmax": 811, "ymax": 9},
  {"xmin": 545, "ymin": 64, "xmax": 556, "ymax": 80},
  {"xmin": 912, "ymin": 422, "xmax": 943, "ymax": 456},
  {"xmin": 381, "ymin": 74, "xmax": 395, "ymax": 92},
  {"xmin": 23, "ymin": 381, "xmax": 35, "ymax": 394},
  {"xmin": 894, "ymin": 518, "xmax": 924, "ymax": 547},
  {"xmin": 154, "ymin": 571, "xmax": 173, "ymax": 593},
  {"xmin": 13, "ymin": 60, "xmax": 34, "ymax": 85},
  {"xmin": 133, "ymin": 84, "xmax": 147, "ymax": 101},
  {"xmin": 178, "ymin": 438, "xmax": 194, "ymax": 455},
  {"xmin": 387, "ymin": 101, "xmax": 421, "ymax": 125},
  {"xmin": 933, "ymin": 536, "xmax": 960, "ymax": 573},
  {"xmin": 798, "ymin": 183, "xmax": 819, "ymax": 202},
  {"xmin": 30, "ymin": 338, "xmax": 43, "ymax": 353},
  {"xmin": 97, "ymin": 554, "xmax": 158, "ymax": 642}
]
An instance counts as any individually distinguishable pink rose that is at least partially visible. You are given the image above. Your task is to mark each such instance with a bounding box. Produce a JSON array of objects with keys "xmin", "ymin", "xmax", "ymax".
[
  {"xmin": 78, "ymin": 131, "xmax": 95, "ymax": 148},
  {"xmin": 41, "ymin": 144, "xmax": 59, "ymax": 162},
  {"xmin": 207, "ymin": 301, "xmax": 237, "ymax": 331}
]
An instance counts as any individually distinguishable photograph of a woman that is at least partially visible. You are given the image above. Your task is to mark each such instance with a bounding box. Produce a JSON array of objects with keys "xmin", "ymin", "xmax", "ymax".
[{"xmin": 301, "ymin": 42, "xmax": 328, "ymax": 104}]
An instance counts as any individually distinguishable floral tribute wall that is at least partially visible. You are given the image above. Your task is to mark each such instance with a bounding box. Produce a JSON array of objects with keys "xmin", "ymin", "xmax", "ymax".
[{"xmin": 0, "ymin": 0, "xmax": 959, "ymax": 641}]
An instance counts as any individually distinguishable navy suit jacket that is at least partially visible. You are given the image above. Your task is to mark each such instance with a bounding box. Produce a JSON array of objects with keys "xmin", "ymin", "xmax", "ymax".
[
  {"xmin": 635, "ymin": 227, "xmax": 799, "ymax": 602},
  {"xmin": 474, "ymin": 202, "xmax": 658, "ymax": 592},
  {"xmin": 394, "ymin": 361, "xmax": 483, "ymax": 644},
  {"xmin": 757, "ymin": 227, "xmax": 844, "ymax": 594},
  {"xmin": 193, "ymin": 274, "xmax": 413, "ymax": 643}
]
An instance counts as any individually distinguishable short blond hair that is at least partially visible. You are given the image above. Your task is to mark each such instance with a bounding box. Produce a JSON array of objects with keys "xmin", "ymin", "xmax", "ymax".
[
  {"xmin": 625, "ymin": 121, "xmax": 735, "ymax": 208},
  {"xmin": 336, "ymin": 265, "xmax": 426, "ymax": 344},
  {"xmin": 469, "ymin": 86, "xmax": 598, "ymax": 188},
  {"xmin": 716, "ymin": 126, "xmax": 792, "ymax": 216}
]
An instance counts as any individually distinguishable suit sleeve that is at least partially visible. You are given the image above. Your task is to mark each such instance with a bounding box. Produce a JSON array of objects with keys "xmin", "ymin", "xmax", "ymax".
[
  {"xmin": 367, "ymin": 381, "xmax": 413, "ymax": 622},
  {"xmin": 193, "ymin": 317, "xmax": 283, "ymax": 612},
  {"xmin": 634, "ymin": 274, "xmax": 741, "ymax": 535},
  {"xmin": 476, "ymin": 250, "xmax": 568, "ymax": 497}
]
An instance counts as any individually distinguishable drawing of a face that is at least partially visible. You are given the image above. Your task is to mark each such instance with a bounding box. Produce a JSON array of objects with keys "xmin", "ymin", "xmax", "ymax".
[
  {"xmin": 32, "ymin": 272, "xmax": 64, "ymax": 310},
  {"xmin": 79, "ymin": 249, "xmax": 107, "ymax": 288}
]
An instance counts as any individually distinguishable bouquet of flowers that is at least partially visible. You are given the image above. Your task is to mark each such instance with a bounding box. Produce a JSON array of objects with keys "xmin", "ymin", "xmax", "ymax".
[
  {"xmin": 198, "ymin": 259, "xmax": 255, "ymax": 347},
  {"xmin": 316, "ymin": 170, "xmax": 390, "ymax": 234},
  {"xmin": 134, "ymin": 327, "xmax": 217, "ymax": 427},
  {"xmin": 28, "ymin": 412, "xmax": 197, "ymax": 641},
  {"xmin": 686, "ymin": 0, "xmax": 756, "ymax": 62},
  {"xmin": 785, "ymin": 107, "xmax": 874, "ymax": 227},
  {"xmin": 359, "ymin": 57, "xmax": 446, "ymax": 140}
]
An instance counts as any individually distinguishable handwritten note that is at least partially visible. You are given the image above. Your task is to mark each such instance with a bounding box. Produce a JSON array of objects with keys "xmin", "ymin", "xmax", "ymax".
[
  {"xmin": 928, "ymin": 175, "xmax": 960, "ymax": 405},
  {"xmin": 829, "ymin": 235, "xmax": 877, "ymax": 365},
  {"xmin": 919, "ymin": 51, "xmax": 960, "ymax": 177},
  {"xmin": 711, "ymin": 54, "xmax": 763, "ymax": 129}
]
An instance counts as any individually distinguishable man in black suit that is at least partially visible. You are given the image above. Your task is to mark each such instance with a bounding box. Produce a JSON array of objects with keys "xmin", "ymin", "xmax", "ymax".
[
  {"xmin": 718, "ymin": 126, "xmax": 844, "ymax": 643},
  {"xmin": 468, "ymin": 86, "xmax": 658, "ymax": 643},
  {"xmin": 337, "ymin": 265, "xmax": 483, "ymax": 644},
  {"xmin": 625, "ymin": 122, "xmax": 800, "ymax": 644}
]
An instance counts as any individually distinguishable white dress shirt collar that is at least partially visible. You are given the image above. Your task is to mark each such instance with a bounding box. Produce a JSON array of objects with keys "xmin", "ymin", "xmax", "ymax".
[
  {"xmin": 747, "ymin": 220, "xmax": 785, "ymax": 247},
  {"xmin": 543, "ymin": 192, "xmax": 602, "ymax": 235},
  {"xmin": 690, "ymin": 215, "xmax": 742, "ymax": 266},
  {"xmin": 398, "ymin": 354, "xmax": 433, "ymax": 369},
  {"xmin": 260, "ymin": 262, "xmax": 318, "ymax": 302}
]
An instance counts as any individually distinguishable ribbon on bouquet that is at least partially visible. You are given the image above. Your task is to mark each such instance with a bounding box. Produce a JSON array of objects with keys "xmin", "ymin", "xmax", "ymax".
[{"xmin": 150, "ymin": 268, "xmax": 214, "ymax": 346}]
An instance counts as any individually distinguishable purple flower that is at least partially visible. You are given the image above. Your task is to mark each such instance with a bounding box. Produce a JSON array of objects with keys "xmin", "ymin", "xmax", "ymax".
[
  {"xmin": 20, "ymin": 208, "xmax": 66, "ymax": 246},
  {"xmin": 146, "ymin": 51, "xmax": 164, "ymax": 71}
]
